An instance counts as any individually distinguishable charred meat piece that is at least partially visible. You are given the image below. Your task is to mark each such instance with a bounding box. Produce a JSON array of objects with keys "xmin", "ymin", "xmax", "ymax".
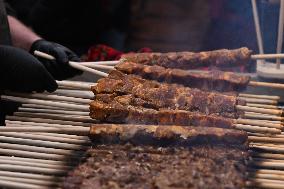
[
  {"xmin": 87, "ymin": 124, "xmax": 248, "ymax": 147},
  {"xmin": 64, "ymin": 145, "xmax": 248, "ymax": 189},
  {"xmin": 63, "ymin": 125, "xmax": 248, "ymax": 189},
  {"xmin": 121, "ymin": 47, "xmax": 252, "ymax": 69},
  {"xmin": 115, "ymin": 61, "xmax": 250, "ymax": 92},
  {"xmin": 90, "ymin": 97, "xmax": 234, "ymax": 129},
  {"xmin": 92, "ymin": 71, "xmax": 245, "ymax": 118}
]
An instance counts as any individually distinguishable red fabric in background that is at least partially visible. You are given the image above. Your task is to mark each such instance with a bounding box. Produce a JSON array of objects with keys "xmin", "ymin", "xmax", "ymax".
[{"xmin": 86, "ymin": 44, "xmax": 152, "ymax": 61}]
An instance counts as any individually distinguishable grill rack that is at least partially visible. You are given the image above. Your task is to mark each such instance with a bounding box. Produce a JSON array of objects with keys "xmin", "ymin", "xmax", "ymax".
[{"xmin": 1, "ymin": 80, "xmax": 284, "ymax": 188}]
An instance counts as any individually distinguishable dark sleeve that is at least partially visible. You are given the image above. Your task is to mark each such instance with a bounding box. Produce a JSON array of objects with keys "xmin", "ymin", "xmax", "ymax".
[{"xmin": 4, "ymin": 0, "xmax": 16, "ymax": 16}]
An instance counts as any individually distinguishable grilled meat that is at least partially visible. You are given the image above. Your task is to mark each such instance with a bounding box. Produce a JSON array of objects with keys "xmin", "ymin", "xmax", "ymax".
[
  {"xmin": 64, "ymin": 125, "xmax": 248, "ymax": 189},
  {"xmin": 92, "ymin": 70, "xmax": 245, "ymax": 118},
  {"xmin": 121, "ymin": 47, "xmax": 252, "ymax": 69},
  {"xmin": 115, "ymin": 61, "xmax": 250, "ymax": 92},
  {"xmin": 90, "ymin": 97, "xmax": 234, "ymax": 129}
]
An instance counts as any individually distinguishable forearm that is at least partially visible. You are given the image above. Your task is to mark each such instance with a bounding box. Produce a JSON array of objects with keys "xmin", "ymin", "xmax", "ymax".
[{"xmin": 8, "ymin": 16, "xmax": 42, "ymax": 51}]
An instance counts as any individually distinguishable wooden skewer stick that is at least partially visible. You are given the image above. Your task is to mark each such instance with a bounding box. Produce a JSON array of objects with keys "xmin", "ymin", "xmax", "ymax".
[
  {"xmin": 57, "ymin": 80, "xmax": 93, "ymax": 90},
  {"xmin": 6, "ymin": 92, "xmax": 91, "ymax": 104},
  {"xmin": 251, "ymin": 54, "xmax": 284, "ymax": 60},
  {"xmin": 0, "ymin": 156, "xmax": 71, "ymax": 166},
  {"xmin": 0, "ymin": 179, "xmax": 50, "ymax": 189},
  {"xmin": 251, "ymin": 160, "xmax": 284, "ymax": 170},
  {"xmin": 18, "ymin": 107, "xmax": 90, "ymax": 116},
  {"xmin": 1, "ymin": 95, "xmax": 89, "ymax": 111},
  {"xmin": 5, "ymin": 119, "xmax": 90, "ymax": 129},
  {"xmin": 252, "ymin": 152, "xmax": 284, "ymax": 160},
  {"xmin": 251, "ymin": 143, "xmax": 284, "ymax": 148},
  {"xmin": 251, "ymin": 144, "xmax": 284, "ymax": 153},
  {"xmin": 0, "ymin": 126, "xmax": 90, "ymax": 135},
  {"xmin": 0, "ymin": 148, "xmax": 73, "ymax": 161},
  {"xmin": 239, "ymin": 97, "xmax": 277, "ymax": 105},
  {"xmin": 6, "ymin": 116, "xmax": 91, "ymax": 127},
  {"xmin": 249, "ymin": 136, "xmax": 284, "ymax": 144},
  {"xmin": 34, "ymin": 50, "xmax": 108, "ymax": 77},
  {"xmin": 12, "ymin": 112, "xmax": 95, "ymax": 123},
  {"xmin": 249, "ymin": 80, "xmax": 284, "ymax": 90},
  {"xmin": 236, "ymin": 105, "xmax": 283, "ymax": 116},
  {"xmin": 0, "ymin": 164, "xmax": 68, "ymax": 175},
  {"xmin": 23, "ymin": 132, "xmax": 89, "ymax": 141},
  {"xmin": 79, "ymin": 63, "xmax": 115, "ymax": 70},
  {"xmin": 244, "ymin": 112, "xmax": 284, "ymax": 121},
  {"xmin": 0, "ymin": 135, "xmax": 87, "ymax": 150},
  {"xmin": 57, "ymin": 80, "xmax": 95, "ymax": 86},
  {"xmin": 234, "ymin": 124, "xmax": 280, "ymax": 134},
  {"xmin": 53, "ymin": 89, "xmax": 94, "ymax": 99},
  {"xmin": 246, "ymin": 103, "xmax": 279, "ymax": 109},
  {"xmin": 0, "ymin": 170, "xmax": 61, "ymax": 181},
  {"xmin": 0, "ymin": 132, "xmax": 89, "ymax": 145},
  {"xmin": 21, "ymin": 103, "xmax": 69, "ymax": 110},
  {"xmin": 250, "ymin": 178, "xmax": 284, "ymax": 185},
  {"xmin": 0, "ymin": 159, "xmax": 71, "ymax": 170},
  {"xmin": 250, "ymin": 169, "xmax": 284, "ymax": 176},
  {"xmin": 263, "ymin": 120, "xmax": 283, "ymax": 124},
  {"xmin": 239, "ymin": 93, "xmax": 280, "ymax": 100},
  {"xmin": 276, "ymin": 0, "xmax": 284, "ymax": 69},
  {"xmin": 13, "ymin": 112, "xmax": 91, "ymax": 120},
  {"xmin": 236, "ymin": 119, "xmax": 283, "ymax": 129},
  {"xmin": 0, "ymin": 142, "xmax": 84, "ymax": 156},
  {"xmin": 252, "ymin": 157, "xmax": 284, "ymax": 163},
  {"xmin": 80, "ymin": 61, "xmax": 119, "ymax": 66},
  {"xmin": 248, "ymin": 178, "xmax": 284, "ymax": 189},
  {"xmin": 0, "ymin": 176, "xmax": 60, "ymax": 187},
  {"xmin": 251, "ymin": 173, "xmax": 284, "ymax": 182}
]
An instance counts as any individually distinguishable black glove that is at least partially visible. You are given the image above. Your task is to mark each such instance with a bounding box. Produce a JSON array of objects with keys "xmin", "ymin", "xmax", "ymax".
[
  {"xmin": 0, "ymin": 45, "xmax": 57, "ymax": 93},
  {"xmin": 30, "ymin": 40, "xmax": 82, "ymax": 80}
]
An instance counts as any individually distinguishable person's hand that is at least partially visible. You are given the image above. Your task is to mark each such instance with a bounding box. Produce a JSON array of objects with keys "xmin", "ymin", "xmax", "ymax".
[
  {"xmin": 0, "ymin": 45, "xmax": 57, "ymax": 92},
  {"xmin": 30, "ymin": 40, "xmax": 82, "ymax": 80}
]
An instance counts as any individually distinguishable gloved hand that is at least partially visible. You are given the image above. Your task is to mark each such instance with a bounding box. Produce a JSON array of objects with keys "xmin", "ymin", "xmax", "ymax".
[
  {"xmin": 30, "ymin": 40, "xmax": 82, "ymax": 80},
  {"xmin": 0, "ymin": 45, "xmax": 57, "ymax": 92}
]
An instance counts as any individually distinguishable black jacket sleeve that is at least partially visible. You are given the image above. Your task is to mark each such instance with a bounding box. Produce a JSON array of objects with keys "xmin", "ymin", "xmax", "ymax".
[{"xmin": 4, "ymin": 0, "xmax": 16, "ymax": 16}]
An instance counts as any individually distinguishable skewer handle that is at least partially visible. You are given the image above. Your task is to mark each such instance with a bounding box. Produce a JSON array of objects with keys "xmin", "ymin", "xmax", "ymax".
[
  {"xmin": 251, "ymin": 53, "xmax": 284, "ymax": 60},
  {"xmin": 249, "ymin": 81, "xmax": 284, "ymax": 89},
  {"xmin": 237, "ymin": 105, "xmax": 283, "ymax": 116},
  {"xmin": 34, "ymin": 50, "xmax": 108, "ymax": 77},
  {"xmin": 0, "ymin": 126, "xmax": 90, "ymax": 135}
]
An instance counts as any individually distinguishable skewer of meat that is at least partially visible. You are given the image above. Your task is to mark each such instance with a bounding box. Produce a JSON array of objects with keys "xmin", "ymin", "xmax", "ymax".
[
  {"xmin": 3, "ymin": 87, "xmax": 280, "ymax": 122},
  {"xmin": 0, "ymin": 124, "xmax": 248, "ymax": 147},
  {"xmin": 53, "ymin": 80, "xmax": 281, "ymax": 105},
  {"xmin": 80, "ymin": 47, "xmax": 284, "ymax": 68},
  {"xmin": 92, "ymin": 70, "xmax": 283, "ymax": 117},
  {"xmin": 115, "ymin": 61, "xmax": 250, "ymax": 92},
  {"xmin": 89, "ymin": 97, "xmax": 282, "ymax": 133},
  {"xmin": 121, "ymin": 47, "xmax": 252, "ymax": 69},
  {"xmin": 114, "ymin": 61, "xmax": 284, "ymax": 94},
  {"xmin": 30, "ymin": 52, "xmax": 283, "ymax": 117},
  {"xmin": 35, "ymin": 50, "xmax": 284, "ymax": 90},
  {"xmin": 120, "ymin": 48, "xmax": 284, "ymax": 69}
]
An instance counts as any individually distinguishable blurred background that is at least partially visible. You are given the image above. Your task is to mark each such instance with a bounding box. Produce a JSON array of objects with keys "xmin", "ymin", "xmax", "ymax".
[{"xmin": 5, "ymin": 0, "xmax": 282, "ymax": 70}]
